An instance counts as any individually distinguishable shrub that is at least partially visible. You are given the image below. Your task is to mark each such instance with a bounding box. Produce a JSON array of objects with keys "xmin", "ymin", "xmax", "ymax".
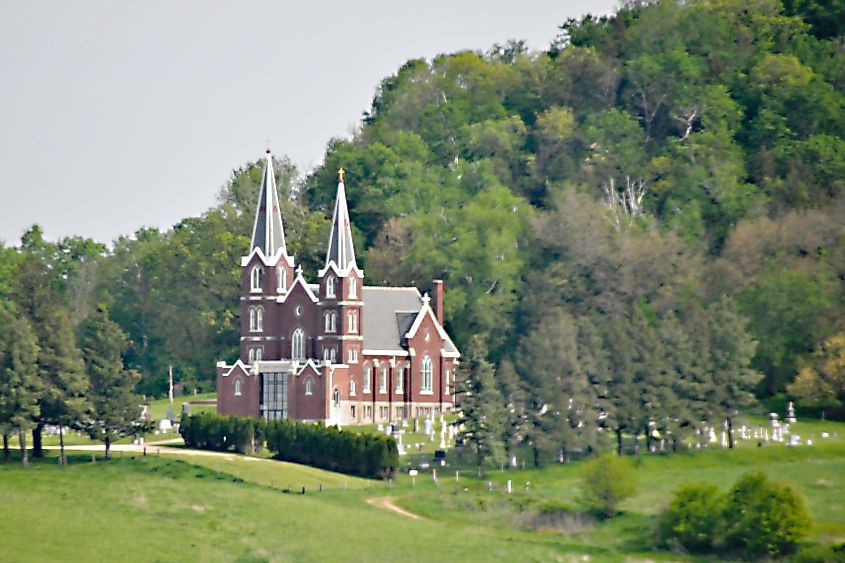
[
  {"xmin": 723, "ymin": 472, "xmax": 812, "ymax": 558},
  {"xmin": 579, "ymin": 452, "xmax": 637, "ymax": 517},
  {"xmin": 659, "ymin": 483, "xmax": 723, "ymax": 552},
  {"xmin": 186, "ymin": 414, "xmax": 399, "ymax": 479}
]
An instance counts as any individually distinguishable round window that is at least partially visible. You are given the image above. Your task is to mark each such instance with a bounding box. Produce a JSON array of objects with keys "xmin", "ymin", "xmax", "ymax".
[{"xmin": 295, "ymin": 305, "xmax": 303, "ymax": 317}]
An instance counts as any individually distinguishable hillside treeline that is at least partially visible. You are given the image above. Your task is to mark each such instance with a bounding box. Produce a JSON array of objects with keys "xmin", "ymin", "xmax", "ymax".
[{"xmin": 2, "ymin": 1, "xmax": 844, "ymax": 453}]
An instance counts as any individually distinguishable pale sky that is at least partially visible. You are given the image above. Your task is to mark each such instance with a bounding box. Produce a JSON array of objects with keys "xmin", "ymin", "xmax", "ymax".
[{"xmin": 0, "ymin": 1, "xmax": 616, "ymax": 245}]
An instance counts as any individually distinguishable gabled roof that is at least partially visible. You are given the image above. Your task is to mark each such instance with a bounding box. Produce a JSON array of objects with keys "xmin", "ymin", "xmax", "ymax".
[
  {"xmin": 277, "ymin": 268, "xmax": 318, "ymax": 303},
  {"xmin": 362, "ymin": 286, "xmax": 422, "ymax": 353},
  {"xmin": 404, "ymin": 297, "xmax": 461, "ymax": 358},
  {"xmin": 220, "ymin": 360, "xmax": 252, "ymax": 377},
  {"xmin": 249, "ymin": 150, "xmax": 290, "ymax": 260}
]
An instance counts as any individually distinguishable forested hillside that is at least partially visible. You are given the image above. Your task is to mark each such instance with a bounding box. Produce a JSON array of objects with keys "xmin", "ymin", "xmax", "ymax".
[{"xmin": 2, "ymin": 0, "xmax": 843, "ymax": 449}]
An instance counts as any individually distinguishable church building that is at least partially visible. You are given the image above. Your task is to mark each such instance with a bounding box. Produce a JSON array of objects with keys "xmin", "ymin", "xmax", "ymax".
[{"xmin": 216, "ymin": 150, "xmax": 460, "ymax": 425}]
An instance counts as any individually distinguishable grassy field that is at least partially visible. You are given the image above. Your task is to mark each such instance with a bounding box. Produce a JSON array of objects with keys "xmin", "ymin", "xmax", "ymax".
[
  {"xmin": 4, "ymin": 416, "xmax": 844, "ymax": 561},
  {"xmin": 0, "ymin": 454, "xmax": 568, "ymax": 562}
]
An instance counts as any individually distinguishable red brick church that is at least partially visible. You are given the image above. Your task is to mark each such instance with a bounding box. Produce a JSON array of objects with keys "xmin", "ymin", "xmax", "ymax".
[{"xmin": 216, "ymin": 150, "xmax": 460, "ymax": 424}]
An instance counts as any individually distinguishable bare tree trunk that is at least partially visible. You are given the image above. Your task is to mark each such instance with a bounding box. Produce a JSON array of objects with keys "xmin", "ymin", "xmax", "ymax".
[
  {"xmin": 532, "ymin": 445, "xmax": 540, "ymax": 468},
  {"xmin": 105, "ymin": 435, "xmax": 112, "ymax": 462},
  {"xmin": 19, "ymin": 431, "xmax": 29, "ymax": 467},
  {"xmin": 32, "ymin": 423, "xmax": 43, "ymax": 458},
  {"xmin": 726, "ymin": 417, "xmax": 735, "ymax": 449},
  {"xmin": 633, "ymin": 432, "xmax": 641, "ymax": 455},
  {"xmin": 59, "ymin": 425, "xmax": 66, "ymax": 466},
  {"xmin": 2, "ymin": 434, "xmax": 9, "ymax": 462},
  {"xmin": 616, "ymin": 428, "xmax": 624, "ymax": 456}
]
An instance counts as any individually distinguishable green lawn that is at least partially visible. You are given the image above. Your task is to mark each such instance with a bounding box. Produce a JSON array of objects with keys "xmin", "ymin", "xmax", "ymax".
[
  {"xmin": 0, "ymin": 454, "xmax": 570, "ymax": 562},
  {"xmin": 5, "ymin": 415, "xmax": 844, "ymax": 561}
]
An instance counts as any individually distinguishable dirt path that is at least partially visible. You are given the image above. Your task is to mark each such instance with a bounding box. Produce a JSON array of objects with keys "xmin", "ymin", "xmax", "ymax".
[{"xmin": 366, "ymin": 496, "xmax": 423, "ymax": 520}]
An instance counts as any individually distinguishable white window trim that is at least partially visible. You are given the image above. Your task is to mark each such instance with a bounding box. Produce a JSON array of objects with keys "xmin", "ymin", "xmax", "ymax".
[
  {"xmin": 250, "ymin": 265, "xmax": 263, "ymax": 293},
  {"xmin": 292, "ymin": 328, "xmax": 305, "ymax": 361},
  {"xmin": 234, "ymin": 379, "xmax": 242, "ymax": 396},
  {"xmin": 349, "ymin": 277, "xmax": 357, "ymax": 299},
  {"xmin": 304, "ymin": 378, "xmax": 313, "ymax": 396},
  {"xmin": 350, "ymin": 379, "xmax": 356, "ymax": 397},
  {"xmin": 277, "ymin": 266, "xmax": 287, "ymax": 293},
  {"xmin": 421, "ymin": 356, "xmax": 433, "ymax": 393},
  {"xmin": 378, "ymin": 367, "xmax": 387, "ymax": 394},
  {"xmin": 326, "ymin": 275, "xmax": 336, "ymax": 298},
  {"xmin": 395, "ymin": 367, "xmax": 404, "ymax": 393}
]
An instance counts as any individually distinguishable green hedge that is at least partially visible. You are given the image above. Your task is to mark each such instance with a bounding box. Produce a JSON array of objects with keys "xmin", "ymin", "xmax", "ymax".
[{"xmin": 179, "ymin": 412, "xmax": 398, "ymax": 479}]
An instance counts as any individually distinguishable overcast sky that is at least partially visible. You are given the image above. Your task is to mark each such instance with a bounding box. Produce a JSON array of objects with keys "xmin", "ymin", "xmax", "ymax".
[{"xmin": 0, "ymin": 1, "xmax": 617, "ymax": 245}]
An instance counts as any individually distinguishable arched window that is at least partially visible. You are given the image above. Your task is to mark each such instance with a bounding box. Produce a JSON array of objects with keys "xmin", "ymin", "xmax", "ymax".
[
  {"xmin": 362, "ymin": 366, "xmax": 371, "ymax": 393},
  {"xmin": 444, "ymin": 368, "xmax": 450, "ymax": 395},
  {"xmin": 234, "ymin": 379, "xmax": 242, "ymax": 396},
  {"xmin": 333, "ymin": 388, "xmax": 340, "ymax": 406},
  {"xmin": 326, "ymin": 275, "xmax": 336, "ymax": 298},
  {"xmin": 329, "ymin": 348, "xmax": 336, "ymax": 363},
  {"xmin": 348, "ymin": 311, "xmax": 358, "ymax": 333},
  {"xmin": 379, "ymin": 367, "xmax": 388, "ymax": 394},
  {"xmin": 304, "ymin": 377, "xmax": 313, "ymax": 396},
  {"xmin": 395, "ymin": 367, "xmax": 404, "ymax": 393},
  {"xmin": 248, "ymin": 348, "xmax": 255, "ymax": 363},
  {"xmin": 350, "ymin": 378, "xmax": 356, "ymax": 396},
  {"xmin": 249, "ymin": 306, "xmax": 264, "ymax": 332},
  {"xmin": 250, "ymin": 265, "xmax": 263, "ymax": 292},
  {"xmin": 292, "ymin": 328, "xmax": 305, "ymax": 361},
  {"xmin": 323, "ymin": 348, "xmax": 331, "ymax": 362},
  {"xmin": 325, "ymin": 311, "xmax": 337, "ymax": 333},
  {"xmin": 421, "ymin": 356, "xmax": 433, "ymax": 392},
  {"xmin": 349, "ymin": 277, "xmax": 357, "ymax": 299},
  {"xmin": 255, "ymin": 348, "xmax": 262, "ymax": 361},
  {"xmin": 277, "ymin": 266, "xmax": 287, "ymax": 292}
]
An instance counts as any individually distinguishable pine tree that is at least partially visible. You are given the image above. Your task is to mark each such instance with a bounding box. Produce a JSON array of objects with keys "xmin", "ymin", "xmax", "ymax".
[
  {"xmin": 456, "ymin": 337, "xmax": 506, "ymax": 476},
  {"xmin": 0, "ymin": 305, "xmax": 40, "ymax": 466},
  {"xmin": 34, "ymin": 306, "xmax": 89, "ymax": 463},
  {"xmin": 496, "ymin": 359, "xmax": 527, "ymax": 466},
  {"xmin": 706, "ymin": 298, "xmax": 761, "ymax": 448},
  {"xmin": 516, "ymin": 311, "xmax": 596, "ymax": 465},
  {"xmin": 79, "ymin": 307, "xmax": 142, "ymax": 461}
]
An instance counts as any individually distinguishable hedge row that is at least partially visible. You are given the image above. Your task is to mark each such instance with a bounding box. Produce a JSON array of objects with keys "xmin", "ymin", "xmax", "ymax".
[
  {"xmin": 265, "ymin": 418, "xmax": 398, "ymax": 479},
  {"xmin": 179, "ymin": 412, "xmax": 397, "ymax": 479}
]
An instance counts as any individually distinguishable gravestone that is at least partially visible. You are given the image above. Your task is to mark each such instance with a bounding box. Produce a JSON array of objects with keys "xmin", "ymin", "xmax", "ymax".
[{"xmin": 786, "ymin": 401, "xmax": 797, "ymax": 423}]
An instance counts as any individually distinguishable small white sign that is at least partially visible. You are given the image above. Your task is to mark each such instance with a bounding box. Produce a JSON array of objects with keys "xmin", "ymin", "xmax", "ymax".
[{"xmin": 409, "ymin": 469, "xmax": 418, "ymax": 477}]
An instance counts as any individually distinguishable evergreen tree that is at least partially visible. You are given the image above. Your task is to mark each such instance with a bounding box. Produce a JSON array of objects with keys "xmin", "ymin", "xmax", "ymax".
[
  {"xmin": 456, "ymin": 337, "xmax": 506, "ymax": 475},
  {"xmin": 517, "ymin": 311, "xmax": 596, "ymax": 464},
  {"xmin": 496, "ymin": 359, "xmax": 527, "ymax": 466},
  {"xmin": 706, "ymin": 298, "xmax": 761, "ymax": 448},
  {"xmin": 79, "ymin": 307, "xmax": 142, "ymax": 461},
  {"xmin": 0, "ymin": 305, "xmax": 40, "ymax": 465}
]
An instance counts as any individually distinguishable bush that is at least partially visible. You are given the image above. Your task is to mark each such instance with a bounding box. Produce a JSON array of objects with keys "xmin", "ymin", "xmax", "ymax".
[
  {"xmin": 723, "ymin": 472, "xmax": 812, "ymax": 558},
  {"xmin": 659, "ymin": 483, "xmax": 723, "ymax": 552},
  {"xmin": 579, "ymin": 452, "xmax": 637, "ymax": 517},
  {"xmin": 658, "ymin": 472, "xmax": 812, "ymax": 558}
]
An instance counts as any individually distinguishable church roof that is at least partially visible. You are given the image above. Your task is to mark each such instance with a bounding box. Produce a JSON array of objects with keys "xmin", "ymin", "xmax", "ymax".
[
  {"xmin": 249, "ymin": 150, "xmax": 288, "ymax": 259},
  {"xmin": 324, "ymin": 173, "xmax": 357, "ymax": 272},
  {"xmin": 362, "ymin": 286, "xmax": 422, "ymax": 353}
]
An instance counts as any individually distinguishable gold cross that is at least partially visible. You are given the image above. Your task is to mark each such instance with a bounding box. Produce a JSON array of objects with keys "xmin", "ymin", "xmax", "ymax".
[{"xmin": 338, "ymin": 167, "xmax": 345, "ymax": 183}]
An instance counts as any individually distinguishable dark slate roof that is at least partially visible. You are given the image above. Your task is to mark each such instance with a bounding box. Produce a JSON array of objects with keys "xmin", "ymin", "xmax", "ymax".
[
  {"xmin": 250, "ymin": 152, "xmax": 288, "ymax": 258},
  {"xmin": 362, "ymin": 287, "xmax": 422, "ymax": 352},
  {"xmin": 325, "ymin": 180, "xmax": 357, "ymax": 270}
]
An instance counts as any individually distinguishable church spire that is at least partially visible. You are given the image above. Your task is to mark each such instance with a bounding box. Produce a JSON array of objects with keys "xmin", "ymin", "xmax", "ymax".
[
  {"xmin": 249, "ymin": 148, "xmax": 288, "ymax": 259},
  {"xmin": 325, "ymin": 168, "xmax": 357, "ymax": 271}
]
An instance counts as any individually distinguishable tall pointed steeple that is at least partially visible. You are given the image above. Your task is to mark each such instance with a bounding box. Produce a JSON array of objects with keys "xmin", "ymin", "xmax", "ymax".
[
  {"xmin": 249, "ymin": 149, "xmax": 288, "ymax": 258},
  {"xmin": 325, "ymin": 168, "xmax": 357, "ymax": 271}
]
